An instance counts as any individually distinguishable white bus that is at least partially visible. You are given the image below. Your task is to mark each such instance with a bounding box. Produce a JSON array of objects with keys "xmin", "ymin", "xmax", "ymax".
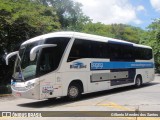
[{"xmin": 6, "ymin": 32, "xmax": 155, "ymax": 100}]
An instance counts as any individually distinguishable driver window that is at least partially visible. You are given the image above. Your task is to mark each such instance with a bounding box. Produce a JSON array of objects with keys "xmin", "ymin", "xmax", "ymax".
[
  {"xmin": 37, "ymin": 37, "xmax": 70, "ymax": 76},
  {"xmin": 38, "ymin": 47, "xmax": 56, "ymax": 75}
]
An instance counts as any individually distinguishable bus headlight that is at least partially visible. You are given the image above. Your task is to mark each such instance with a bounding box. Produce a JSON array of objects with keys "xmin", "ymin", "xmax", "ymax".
[{"xmin": 26, "ymin": 83, "xmax": 35, "ymax": 89}]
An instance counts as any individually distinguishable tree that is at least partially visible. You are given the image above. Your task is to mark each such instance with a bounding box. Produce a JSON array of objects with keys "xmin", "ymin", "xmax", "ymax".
[
  {"xmin": 81, "ymin": 23, "xmax": 144, "ymax": 43},
  {"xmin": 110, "ymin": 24, "xmax": 143, "ymax": 43},
  {"xmin": 0, "ymin": 0, "xmax": 61, "ymax": 51},
  {"xmin": 81, "ymin": 22, "xmax": 115, "ymax": 38},
  {"xmin": 36, "ymin": 0, "xmax": 91, "ymax": 30},
  {"xmin": 0, "ymin": 0, "xmax": 60, "ymax": 86},
  {"xmin": 142, "ymin": 19, "xmax": 160, "ymax": 72}
]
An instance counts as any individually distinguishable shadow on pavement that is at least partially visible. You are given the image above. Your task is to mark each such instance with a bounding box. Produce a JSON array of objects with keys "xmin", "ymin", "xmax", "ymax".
[{"xmin": 17, "ymin": 82, "xmax": 159, "ymax": 108}]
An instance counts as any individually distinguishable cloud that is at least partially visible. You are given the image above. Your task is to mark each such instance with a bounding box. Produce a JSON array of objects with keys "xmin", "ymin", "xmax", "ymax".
[
  {"xmin": 137, "ymin": 5, "xmax": 145, "ymax": 12},
  {"xmin": 75, "ymin": 0, "xmax": 143, "ymax": 25},
  {"xmin": 150, "ymin": 0, "xmax": 160, "ymax": 12}
]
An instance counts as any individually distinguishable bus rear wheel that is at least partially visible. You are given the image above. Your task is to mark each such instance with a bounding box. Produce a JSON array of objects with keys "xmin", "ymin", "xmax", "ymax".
[
  {"xmin": 135, "ymin": 76, "xmax": 142, "ymax": 87},
  {"xmin": 67, "ymin": 83, "xmax": 81, "ymax": 100}
]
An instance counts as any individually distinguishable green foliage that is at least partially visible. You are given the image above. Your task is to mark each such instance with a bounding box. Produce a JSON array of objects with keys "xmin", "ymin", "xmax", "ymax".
[
  {"xmin": 36, "ymin": 0, "xmax": 91, "ymax": 30},
  {"xmin": 110, "ymin": 24, "xmax": 143, "ymax": 43},
  {"xmin": 0, "ymin": 85, "xmax": 11, "ymax": 94},
  {"xmin": 0, "ymin": 0, "xmax": 60, "ymax": 52},
  {"xmin": 80, "ymin": 23, "xmax": 143, "ymax": 43},
  {"xmin": 0, "ymin": 0, "xmax": 60, "ymax": 87},
  {"xmin": 141, "ymin": 19, "xmax": 160, "ymax": 72},
  {"xmin": 81, "ymin": 22, "xmax": 115, "ymax": 38}
]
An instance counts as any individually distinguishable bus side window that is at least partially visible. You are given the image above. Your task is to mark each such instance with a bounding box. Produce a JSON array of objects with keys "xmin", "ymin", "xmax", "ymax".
[
  {"xmin": 108, "ymin": 43, "xmax": 119, "ymax": 60},
  {"xmin": 144, "ymin": 48, "xmax": 153, "ymax": 60},
  {"xmin": 92, "ymin": 41, "xmax": 101, "ymax": 58},
  {"xmin": 67, "ymin": 39, "xmax": 92, "ymax": 62}
]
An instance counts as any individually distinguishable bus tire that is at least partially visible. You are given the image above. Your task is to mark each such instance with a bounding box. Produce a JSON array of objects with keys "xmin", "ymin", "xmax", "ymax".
[
  {"xmin": 48, "ymin": 98, "xmax": 56, "ymax": 101},
  {"xmin": 67, "ymin": 83, "xmax": 81, "ymax": 100},
  {"xmin": 135, "ymin": 75, "xmax": 142, "ymax": 87}
]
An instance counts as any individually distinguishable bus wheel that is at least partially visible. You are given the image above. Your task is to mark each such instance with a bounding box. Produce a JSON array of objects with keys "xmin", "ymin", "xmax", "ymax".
[
  {"xmin": 48, "ymin": 98, "xmax": 56, "ymax": 101},
  {"xmin": 135, "ymin": 76, "xmax": 142, "ymax": 87},
  {"xmin": 67, "ymin": 84, "xmax": 81, "ymax": 100}
]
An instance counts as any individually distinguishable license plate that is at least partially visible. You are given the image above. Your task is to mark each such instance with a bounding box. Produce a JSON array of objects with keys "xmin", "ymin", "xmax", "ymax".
[{"xmin": 15, "ymin": 92, "xmax": 21, "ymax": 97}]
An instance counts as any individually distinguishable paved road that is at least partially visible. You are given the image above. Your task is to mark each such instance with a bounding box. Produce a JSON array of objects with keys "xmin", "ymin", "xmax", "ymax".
[{"xmin": 0, "ymin": 75, "xmax": 160, "ymax": 120}]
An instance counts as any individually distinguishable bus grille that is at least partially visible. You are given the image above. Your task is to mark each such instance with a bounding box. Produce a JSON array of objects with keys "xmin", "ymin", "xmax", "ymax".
[{"xmin": 12, "ymin": 87, "xmax": 28, "ymax": 91}]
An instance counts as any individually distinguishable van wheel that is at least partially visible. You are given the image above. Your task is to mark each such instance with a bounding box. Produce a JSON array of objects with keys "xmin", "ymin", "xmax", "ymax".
[
  {"xmin": 67, "ymin": 84, "xmax": 81, "ymax": 100},
  {"xmin": 135, "ymin": 76, "xmax": 142, "ymax": 87}
]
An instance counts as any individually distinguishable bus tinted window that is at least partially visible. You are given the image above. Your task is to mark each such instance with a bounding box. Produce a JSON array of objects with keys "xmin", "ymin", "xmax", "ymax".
[
  {"xmin": 68, "ymin": 39, "xmax": 110, "ymax": 62},
  {"xmin": 67, "ymin": 39, "xmax": 92, "ymax": 62},
  {"xmin": 145, "ymin": 48, "xmax": 153, "ymax": 60},
  {"xmin": 68, "ymin": 39, "xmax": 152, "ymax": 62},
  {"xmin": 108, "ymin": 44, "xmax": 153, "ymax": 61},
  {"xmin": 108, "ymin": 43, "xmax": 135, "ymax": 61},
  {"xmin": 92, "ymin": 41, "xmax": 109, "ymax": 58},
  {"xmin": 135, "ymin": 47, "xmax": 152, "ymax": 60},
  {"xmin": 38, "ymin": 37, "xmax": 70, "ymax": 76}
]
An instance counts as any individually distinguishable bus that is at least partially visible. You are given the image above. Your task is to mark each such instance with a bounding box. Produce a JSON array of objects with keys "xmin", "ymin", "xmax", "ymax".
[{"xmin": 6, "ymin": 32, "xmax": 155, "ymax": 100}]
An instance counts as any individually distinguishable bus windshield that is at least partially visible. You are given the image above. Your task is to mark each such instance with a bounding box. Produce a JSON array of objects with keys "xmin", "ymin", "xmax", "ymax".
[
  {"xmin": 12, "ymin": 37, "xmax": 70, "ymax": 81},
  {"xmin": 13, "ymin": 41, "xmax": 40, "ymax": 81}
]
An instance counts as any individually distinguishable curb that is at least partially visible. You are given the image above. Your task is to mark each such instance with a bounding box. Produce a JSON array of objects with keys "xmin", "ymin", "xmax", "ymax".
[{"xmin": 0, "ymin": 94, "xmax": 12, "ymax": 97}]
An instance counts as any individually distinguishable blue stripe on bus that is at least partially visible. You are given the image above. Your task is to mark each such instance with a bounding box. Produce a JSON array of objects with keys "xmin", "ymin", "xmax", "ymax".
[{"xmin": 91, "ymin": 62, "xmax": 154, "ymax": 70}]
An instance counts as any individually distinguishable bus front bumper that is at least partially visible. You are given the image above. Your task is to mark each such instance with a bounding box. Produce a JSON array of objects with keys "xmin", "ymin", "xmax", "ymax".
[{"xmin": 11, "ymin": 84, "xmax": 40, "ymax": 100}]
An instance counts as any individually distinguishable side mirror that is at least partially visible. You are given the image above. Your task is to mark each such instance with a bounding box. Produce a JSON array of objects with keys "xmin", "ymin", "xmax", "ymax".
[
  {"xmin": 5, "ymin": 51, "xmax": 19, "ymax": 65},
  {"xmin": 30, "ymin": 44, "xmax": 57, "ymax": 61}
]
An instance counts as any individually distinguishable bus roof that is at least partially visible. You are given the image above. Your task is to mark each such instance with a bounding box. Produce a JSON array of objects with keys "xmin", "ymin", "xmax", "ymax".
[{"xmin": 22, "ymin": 31, "xmax": 152, "ymax": 49}]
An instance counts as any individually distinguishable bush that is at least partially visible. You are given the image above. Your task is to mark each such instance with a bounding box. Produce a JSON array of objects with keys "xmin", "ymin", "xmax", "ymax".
[
  {"xmin": 155, "ymin": 64, "xmax": 160, "ymax": 73},
  {"xmin": 0, "ymin": 85, "xmax": 11, "ymax": 94}
]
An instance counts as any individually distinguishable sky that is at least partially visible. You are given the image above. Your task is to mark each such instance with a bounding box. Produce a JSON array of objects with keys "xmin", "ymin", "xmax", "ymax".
[{"xmin": 74, "ymin": 0, "xmax": 160, "ymax": 29}]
